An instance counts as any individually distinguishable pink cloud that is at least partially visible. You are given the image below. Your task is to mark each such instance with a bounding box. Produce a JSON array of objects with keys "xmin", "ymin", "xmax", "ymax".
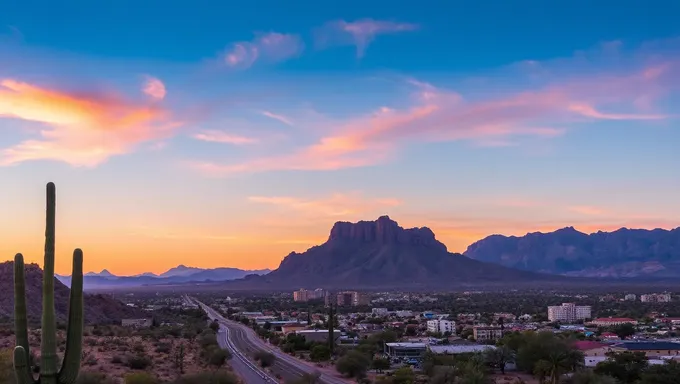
[
  {"xmin": 0, "ymin": 79, "xmax": 178, "ymax": 167},
  {"xmin": 261, "ymin": 110, "xmax": 293, "ymax": 126},
  {"xmin": 316, "ymin": 19, "xmax": 418, "ymax": 58},
  {"xmin": 568, "ymin": 206, "xmax": 609, "ymax": 216},
  {"xmin": 142, "ymin": 76, "xmax": 166, "ymax": 100},
  {"xmin": 191, "ymin": 130, "xmax": 258, "ymax": 145},
  {"xmin": 224, "ymin": 32, "xmax": 303, "ymax": 69},
  {"xmin": 248, "ymin": 192, "xmax": 402, "ymax": 218}
]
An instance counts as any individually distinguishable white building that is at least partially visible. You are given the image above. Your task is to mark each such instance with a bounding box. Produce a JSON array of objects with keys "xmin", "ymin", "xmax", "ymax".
[
  {"xmin": 371, "ymin": 308, "xmax": 389, "ymax": 316},
  {"xmin": 641, "ymin": 293, "xmax": 672, "ymax": 303},
  {"xmin": 625, "ymin": 294, "xmax": 637, "ymax": 301},
  {"xmin": 547, "ymin": 303, "xmax": 592, "ymax": 323},
  {"xmin": 395, "ymin": 310, "xmax": 414, "ymax": 318},
  {"xmin": 427, "ymin": 319, "xmax": 455, "ymax": 334}
]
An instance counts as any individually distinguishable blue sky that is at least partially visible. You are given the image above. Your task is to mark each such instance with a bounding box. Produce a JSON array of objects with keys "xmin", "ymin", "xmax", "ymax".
[{"xmin": 0, "ymin": 1, "xmax": 679, "ymax": 274}]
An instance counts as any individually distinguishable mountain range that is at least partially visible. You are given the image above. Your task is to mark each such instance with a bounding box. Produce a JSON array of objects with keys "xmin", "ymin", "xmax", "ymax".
[
  {"xmin": 0, "ymin": 261, "xmax": 144, "ymax": 323},
  {"xmin": 464, "ymin": 226, "xmax": 680, "ymax": 277},
  {"xmin": 223, "ymin": 215, "xmax": 560, "ymax": 289},
  {"xmin": 57, "ymin": 265, "xmax": 271, "ymax": 289}
]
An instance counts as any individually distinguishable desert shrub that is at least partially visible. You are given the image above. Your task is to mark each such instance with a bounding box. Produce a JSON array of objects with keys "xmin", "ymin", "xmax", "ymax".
[
  {"xmin": 172, "ymin": 372, "xmax": 238, "ymax": 384},
  {"xmin": 133, "ymin": 343, "xmax": 146, "ymax": 353},
  {"xmin": 126, "ymin": 354, "xmax": 152, "ymax": 369},
  {"xmin": 154, "ymin": 343, "xmax": 171, "ymax": 354},
  {"xmin": 84, "ymin": 355, "xmax": 98, "ymax": 366},
  {"xmin": 111, "ymin": 355, "xmax": 124, "ymax": 364},
  {"xmin": 125, "ymin": 372, "xmax": 158, "ymax": 384},
  {"xmin": 75, "ymin": 372, "xmax": 117, "ymax": 384}
]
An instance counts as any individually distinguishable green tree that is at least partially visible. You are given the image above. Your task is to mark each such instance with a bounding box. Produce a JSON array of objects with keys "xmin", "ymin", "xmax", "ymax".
[
  {"xmin": 335, "ymin": 350, "xmax": 371, "ymax": 378},
  {"xmin": 392, "ymin": 366, "xmax": 416, "ymax": 384},
  {"xmin": 640, "ymin": 359, "xmax": 680, "ymax": 384},
  {"xmin": 310, "ymin": 345, "xmax": 331, "ymax": 362},
  {"xmin": 594, "ymin": 351, "xmax": 648, "ymax": 383},
  {"xmin": 372, "ymin": 357, "xmax": 391, "ymax": 373},
  {"xmin": 430, "ymin": 366, "xmax": 456, "ymax": 384},
  {"xmin": 254, "ymin": 351, "xmax": 276, "ymax": 368},
  {"xmin": 484, "ymin": 345, "xmax": 515, "ymax": 374},
  {"xmin": 612, "ymin": 323, "xmax": 636, "ymax": 340},
  {"xmin": 209, "ymin": 349, "xmax": 231, "ymax": 370},
  {"xmin": 209, "ymin": 320, "xmax": 220, "ymax": 333}
]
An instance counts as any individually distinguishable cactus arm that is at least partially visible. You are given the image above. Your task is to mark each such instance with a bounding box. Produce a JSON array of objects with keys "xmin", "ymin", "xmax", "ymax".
[
  {"xmin": 13, "ymin": 346, "xmax": 36, "ymax": 384},
  {"xmin": 41, "ymin": 181, "xmax": 58, "ymax": 383},
  {"xmin": 13, "ymin": 254, "xmax": 35, "ymax": 383},
  {"xmin": 57, "ymin": 248, "xmax": 84, "ymax": 384}
]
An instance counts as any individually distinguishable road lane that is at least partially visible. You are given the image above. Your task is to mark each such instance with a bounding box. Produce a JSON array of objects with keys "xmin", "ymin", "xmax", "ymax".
[
  {"xmin": 192, "ymin": 297, "xmax": 350, "ymax": 384},
  {"xmin": 191, "ymin": 297, "xmax": 276, "ymax": 384}
]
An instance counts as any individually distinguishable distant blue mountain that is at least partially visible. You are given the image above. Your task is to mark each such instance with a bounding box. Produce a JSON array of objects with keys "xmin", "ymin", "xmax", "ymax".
[{"xmin": 56, "ymin": 265, "xmax": 271, "ymax": 289}]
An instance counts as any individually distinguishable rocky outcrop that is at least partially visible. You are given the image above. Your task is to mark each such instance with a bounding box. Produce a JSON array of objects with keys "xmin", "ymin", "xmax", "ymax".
[{"xmin": 328, "ymin": 215, "xmax": 447, "ymax": 251}]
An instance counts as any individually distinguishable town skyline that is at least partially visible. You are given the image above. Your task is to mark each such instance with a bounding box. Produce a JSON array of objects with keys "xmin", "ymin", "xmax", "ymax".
[{"xmin": 1, "ymin": 1, "xmax": 679, "ymax": 275}]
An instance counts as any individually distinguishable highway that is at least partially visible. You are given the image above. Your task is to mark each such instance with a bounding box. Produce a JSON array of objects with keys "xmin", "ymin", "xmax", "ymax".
[
  {"xmin": 192, "ymin": 297, "xmax": 349, "ymax": 384},
  {"xmin": 189, "ymin": 297, "xmax": 276, "ymax": 384}
]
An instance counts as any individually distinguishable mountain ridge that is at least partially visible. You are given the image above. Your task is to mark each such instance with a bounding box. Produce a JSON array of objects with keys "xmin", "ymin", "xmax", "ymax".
[{"xmin": 464, "ymin": 226, "xmax": 680, "ymax": 277}]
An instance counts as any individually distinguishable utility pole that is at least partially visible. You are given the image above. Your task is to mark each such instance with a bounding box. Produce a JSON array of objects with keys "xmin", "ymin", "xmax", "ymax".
[{"xmin": 328, "ymin": 302, "xmax": 334, "ymax": 354}]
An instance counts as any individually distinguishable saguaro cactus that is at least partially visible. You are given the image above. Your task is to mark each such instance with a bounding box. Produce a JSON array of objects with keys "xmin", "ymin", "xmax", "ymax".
[{"xmin": 14, "ymin": 182, "xmax": 84, "ymax": 384}]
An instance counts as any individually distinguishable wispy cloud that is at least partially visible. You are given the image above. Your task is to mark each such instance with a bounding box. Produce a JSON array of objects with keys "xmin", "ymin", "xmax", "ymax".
[
  {"xmin": 142, "ymin": 76, "xmax": 167, "ymax": 100},
  {"xmin": 190, "ymin": 55, "xmax": 678, "ymax": 177},
  {"xmin": 248, "ymin": 192, "xmax": 403, "ymax": 218},
  {"xmin": 0, "ymin": 79, "xmax": 178, "ymax": 167},
  {"xmin": 191, "ymin": 130, "xmax": 258, "ymax": 145},
  {"xmin": 260, "ymin": 110, "xmax": 293, "ymax": 126},
  {"xmin": 316, "ymin": 19, "xmax": 418, "ymax": 58},
  {"xmin": 224, "ymin": 32, "xmax": 303, "ymax": 69}
]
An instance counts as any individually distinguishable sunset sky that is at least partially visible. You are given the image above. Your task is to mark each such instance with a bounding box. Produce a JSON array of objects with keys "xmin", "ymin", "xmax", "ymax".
[{"xmin": 1, "ymin": 1, "xmax": 679, "ymax": 275}]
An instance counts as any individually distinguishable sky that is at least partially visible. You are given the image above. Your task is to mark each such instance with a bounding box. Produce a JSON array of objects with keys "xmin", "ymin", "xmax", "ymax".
[{"xmin": 1, "ymin": 0, "xmax": 679, "ymax": 275}]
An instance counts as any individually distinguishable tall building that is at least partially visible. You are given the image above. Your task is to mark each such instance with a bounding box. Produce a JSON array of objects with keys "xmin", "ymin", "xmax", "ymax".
[
  {"xmin": 427, "ymin": 319, "xmax": 455, "ymax": 334},
  {"xmin": 547, "ymin": 303, "xmax": 592, "ymax": 323},
  {"xmin": 293, "ymin": 288, "xmax": 326, "ymax": 302},
  {"xmin": 336, "ymin": 291, "xmax": 369, "ymax": 306},
  {"xmin": 625, "ymin": 294, "xmax": 637, "ymax": 301},
  {"xmin": 641, "ymin": 293, "xmax": 672, "ymax": 303}
]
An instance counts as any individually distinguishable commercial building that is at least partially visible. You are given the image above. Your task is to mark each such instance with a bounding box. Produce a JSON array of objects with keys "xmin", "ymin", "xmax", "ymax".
[
  {"xmin": 384, "ymin": 342, "xmax": 427, "ymax": 359},
  {"xmin": 293, "ymin": 288, "xmax": 326, "ymax": 302},
  {"xmin": 625, "ymin": 294, "xmax": 637, "ymax": 301},
  {"xmin": 590, "ymin": 317, "xmax": 638, "ymax": 327},
  {"xmin": 427, "ymin": 319, "xmax": 455, "ymax": 334},
  {"xmin": 121, "ymin": 318, "xmax": 153, "ymax": 328},
  {"xmin": 372, "ymin": 308, "xmax": 389, "ymax": 316},
  {"xmin": 473, "ymin": 326, "xmax": 503, "ymax": 341},
  {"xmin": 336, "ymin": 291, "xmax": 370, "ymax": 306},
  {"xmin": 296, "ymin": 329, "xmax": 342, "ymax": 343},
  {"xmin": 547, "ymin": 303, "xmax": 592, "ymax": 323},
  {"xmin": 641, "ymin": 293, "xmax": 672, "ymax": 303}
]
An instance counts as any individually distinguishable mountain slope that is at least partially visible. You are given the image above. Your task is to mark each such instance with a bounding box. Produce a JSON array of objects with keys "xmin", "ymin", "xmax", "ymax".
[
  {"xmin": 250, "ymin": 216, "xmax": 559, "ymax": 289},
  {"xmin": 0, "ymin": 262, "xmax": 144, "ymax": 324},
  {"xmin": 57, "ymin": 266, "xmax": 271, "ymax": 289},
  {"xmin": 464, "ymin": 226, "xmax": 680, "ymax": 277}
]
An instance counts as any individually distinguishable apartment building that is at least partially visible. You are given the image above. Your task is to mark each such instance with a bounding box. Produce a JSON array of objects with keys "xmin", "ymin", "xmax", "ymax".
[
  {"xmin": 473, "ymin": 326, "xmax": 503, "ymax": 341},
  {"xmin": 547, "ymin": 303, "xmax": 592, "ymax": 323},
  {"xmin": 293, "ymin": 288, "xmax": 326, "ymax": 302},
  {"xmin": 641, "ymin": 293, "xmax": 672, "ymax": 303},
  {"xmin": 427, "ymin": 319, "xmax": 455, "ymax": 334},
  {"xmin": 590, "ymin": 317, "xmax": 638, "ymax": 327},
  {"xmin": 336, "ymin": 291, "xmax": 369, "ymax": 306}
]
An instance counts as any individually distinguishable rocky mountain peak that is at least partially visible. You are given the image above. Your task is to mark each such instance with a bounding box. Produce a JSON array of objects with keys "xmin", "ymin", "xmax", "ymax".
[{"xmin": 328, "ymin": 216, "xmax": 447, "ymax": 251}]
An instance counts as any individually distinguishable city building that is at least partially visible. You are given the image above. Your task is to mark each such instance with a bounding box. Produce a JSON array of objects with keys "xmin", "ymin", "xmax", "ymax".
[
  {"xmin": 473, "ymin": 326, "xmax": 504, "ymax": 341},
  {"xmin": 295, "ymin": 329, "xmax": 342, "ymax": 343},
  {"xmin": 590, "ymin": 317, "xmax": 638, "ymax": 327},
  {"xmin": 427, "ymin": 319, "xmax": 455, "ymax": 334},
  {"xmin": 336, "ymin": 291, "xmax": 369, "ymax": 306},
  {"xmin": 121, "ymin": 318, "xmax": 153, "ymax": 328},
  {"xmin": 641, "ymin": 293, "xmax": 672, "ymax": 303},
  {"xmin": 384, "ymin": 342, "xmax": 427, "ymax": 360},
  {"xmin": 547, "ymin": 303, "xmax": 592, "ymax": 323},
  {"xmin": 293, "ymin": 288, "xmax": 326, "ymax": 302},
  {"xmin": 395, "ymin": 310, "xmax": 414, "ymax": 318},
  {"xmin": 625, "ymin": 294, "xmax": 637, "ymax": 301},
  {"xmin": 372, "ymin": 307, "xmax": 389, "ymax": 316}
]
